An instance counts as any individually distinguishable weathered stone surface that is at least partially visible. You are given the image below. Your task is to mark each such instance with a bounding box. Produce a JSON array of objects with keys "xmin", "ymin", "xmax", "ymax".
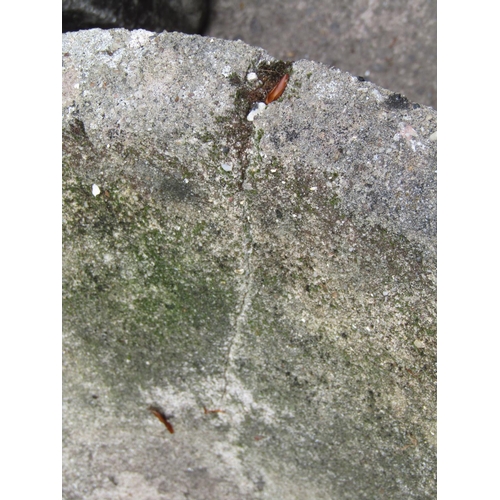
[{"xmin": 63, "ymin": 29, "xmax": 436, "ymax": 499}]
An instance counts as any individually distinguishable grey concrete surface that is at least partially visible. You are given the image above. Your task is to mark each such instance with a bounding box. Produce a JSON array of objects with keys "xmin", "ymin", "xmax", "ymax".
[
  {"xmin": 206, "ymin": 0, "xmax": 437, "ymax": 109},
  {"xmin": 63, "ymin": 28, "xmax": 436, "ymax": 499}
]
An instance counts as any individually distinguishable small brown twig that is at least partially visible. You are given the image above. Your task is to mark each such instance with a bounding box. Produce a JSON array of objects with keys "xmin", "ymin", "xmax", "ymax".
[
  {"xmin": 148, "ymin": 405, "xmax": 174, "ymax": 434},
  {"xmin": 203, "ymin": 406, "xmax": 226, "ymax": 415}
]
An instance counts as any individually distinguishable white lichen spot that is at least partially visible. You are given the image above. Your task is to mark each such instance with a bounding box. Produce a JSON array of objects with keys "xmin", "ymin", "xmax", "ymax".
[
  {"xmin": 394, "ymin": 122, "xmax": 425, "ymax": 152},
  {"xmin": 221, "ymin": 163, "xmax": 232, "ymax": 172},
  {"xmin": 103, "ymin": 253, "xmax": 113, "ymax": 264},
  {"xmin": 246, "ymin": 72, "xmax": 258, "ymax": 82},
  {"xmin": 247, "ymin": 102, "xmax": 266, "ymax": 121},
  {"xmin": 314, "ymin": 81, "xmax": 337, "ymax": 99},
  {"xmin": 92, "ymin": 184, "xmax": 100, "ymax": 196},
  {"xmin": 398, "ymin": 122, "xmax": 418, "ymax": 140},
  {"xmin": 371, "ymin": 89, "xmax": 384, "ymax": 102},
  {"xmin": 128, "ymin": 29, "xmax": 154, "ymax": 48}
]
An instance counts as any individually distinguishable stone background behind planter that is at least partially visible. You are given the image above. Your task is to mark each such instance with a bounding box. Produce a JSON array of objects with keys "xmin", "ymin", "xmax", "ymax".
[{"xmin": 62, "ymin": 28, "xmax": 436, "ymax": 499}]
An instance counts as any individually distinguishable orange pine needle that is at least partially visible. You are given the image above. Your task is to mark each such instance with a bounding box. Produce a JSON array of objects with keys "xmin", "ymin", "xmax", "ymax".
[
  {"xmin": 149, "ymin": 406, "xmax": 174, "ymax": 434},
  {"xmin": 265, "ymin": 74, "xmax": 290, "ymax": 105}
]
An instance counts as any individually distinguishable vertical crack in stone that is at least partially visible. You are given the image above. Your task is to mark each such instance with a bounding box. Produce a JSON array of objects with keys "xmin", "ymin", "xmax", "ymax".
[{"xmin": 220, "ymin": 205, "xmax": 255, "ymax": 402}]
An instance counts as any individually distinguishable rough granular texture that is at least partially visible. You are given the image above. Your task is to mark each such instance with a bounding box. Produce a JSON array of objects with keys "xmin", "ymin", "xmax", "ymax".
[{"xmin": 63, "ymin": 29, "xmax": 436, "ymax": 500}]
